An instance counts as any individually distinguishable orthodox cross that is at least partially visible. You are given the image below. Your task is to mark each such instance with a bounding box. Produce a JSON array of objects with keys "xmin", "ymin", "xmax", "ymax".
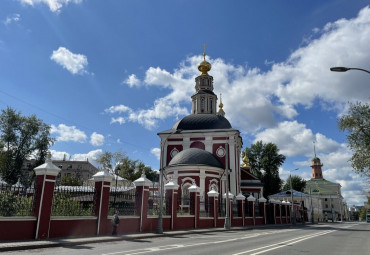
[{"xmin": 202, "ymin": 44, "xmax": 207, "ymax": 60}]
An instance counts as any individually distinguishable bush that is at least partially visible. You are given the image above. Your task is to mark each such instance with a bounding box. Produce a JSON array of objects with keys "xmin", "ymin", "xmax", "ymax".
[
  {"xmin": 0, "ymin": 192, "xmax": 33, "ymax": 216},
  {"xmin": 51, "ymin": 192, "xmax": 93, "ymax": 216}
]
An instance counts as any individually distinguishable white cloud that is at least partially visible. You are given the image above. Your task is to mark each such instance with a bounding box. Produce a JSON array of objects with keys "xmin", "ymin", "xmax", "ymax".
[
  {"xmin": 111, "ymin": 117, "xmax": 126, "ymax": 125},
  {"xmin": 51, "ymin": 124, "xmax": 87, "ymax": 143},
  {"xmin": 124, "ymin": 74, "xmax": 141, "ymax": 87},
  {"xmin": 254, "ymin": 120, "xmax": 340, "ymax": 157},
  {"xmin": 50, "ymin": 149, "xmax": 70, "ymax": 160},
  {"xmin": 90, "ymin": 132, "xmax": 104, "ymax": 146},
  {"xmin": 112, "ymin": 6, "xmax": 370, "ymax": 132},
  {"xmin": 151, "ymin": 148, "xmax": 160, "ymax": 160},
  {"xmin": 19, "ymin": 0, "xmax": 83, "ymax": 13},
  {"xmin": 3, "ymin": 14, "xmax": 20, "ymax": 25},
  {"xmin": 71, "ymin": 149, "xmax": 102, "ymax": 162},
  {"xmin": 105, "ymin": 105, "xmax": 132, "ymax": 114},
  {"xmin": 50, "ymin": 47, "xmax": 88, "ymax": 75}
]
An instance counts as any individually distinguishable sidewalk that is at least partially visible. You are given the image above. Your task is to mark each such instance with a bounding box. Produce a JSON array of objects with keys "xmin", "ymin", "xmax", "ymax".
[{"xmin": 0, "ymin": 225, "xmax": 286, "ymax": 252}]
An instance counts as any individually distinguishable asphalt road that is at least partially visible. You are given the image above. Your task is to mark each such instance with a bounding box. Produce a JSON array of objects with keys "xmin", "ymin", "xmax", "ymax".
[{"xmin": 3, "ymin": 223, "xmax": 369, "ymax": 255}]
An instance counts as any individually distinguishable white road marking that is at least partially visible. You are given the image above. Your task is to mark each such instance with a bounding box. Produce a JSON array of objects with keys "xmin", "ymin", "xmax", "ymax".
[
  {"xmin": 100, "ymin": 229, "xmax": 298, "ymax": 255},
  {"xmin": 232, "ymin": 230, "xmax": 336, "ymax": 255}
]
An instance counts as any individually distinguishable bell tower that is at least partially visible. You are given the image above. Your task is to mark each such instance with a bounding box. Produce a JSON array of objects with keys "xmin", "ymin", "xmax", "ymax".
[
  {"xmin": 191, "ymin": 45, "xmax": 218, "ymax": 115},
  {"xmin": 311, "ymin": 142, "xmax": 323, "ymax": 179}
]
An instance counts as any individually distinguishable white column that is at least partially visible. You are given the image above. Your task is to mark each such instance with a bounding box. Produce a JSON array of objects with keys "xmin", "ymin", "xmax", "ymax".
[{"xmin": 228, "ymin": 135, "xmax": 237, "ymax": 195}]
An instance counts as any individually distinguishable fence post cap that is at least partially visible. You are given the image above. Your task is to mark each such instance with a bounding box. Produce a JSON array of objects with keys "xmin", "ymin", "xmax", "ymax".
[
  {"xmin": 93, "ymin": 170, "xmax": 114, "ymax": 182},
  {"xmin": 223, "ymin": 192, "xmax": 234, "ymax": 199},
  {"xmin": 247, "ymin": 194, "xmax": 256, "ymax": 202},
  {"xmin": 188, "ymin": 182, "xmax": 199, "ymax": 192},
  {"xmin": 133, "ymin": 173, "xmax": 152, "ymax": 187},
  {"xmin": 34, "ymin": 152, "xmax": 61, "ymax": 176},
  {"xmin": 236, "ymin": 193, "xmax": 246, "ymax": 200},
  {"xmin": 259, "ymin": 196, "xmax": 267, "ymax": 203},
  {"xmin": 164, "ymin": 180, "xmax": 179, "ymax": 190},
  {"xmin": 207, "ymin": 188, "xmax": 219, "ymax": 197}
]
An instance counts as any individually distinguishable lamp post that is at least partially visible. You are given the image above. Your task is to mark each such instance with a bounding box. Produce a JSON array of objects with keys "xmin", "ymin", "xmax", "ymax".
[
  {"xmin": 329, "ymin": 194, "xmax": 334, "ymax": 223},
  {"xmin": 310, "ymin": 186, "xmax": 314, "ymax": 224},
  {"xmin": 156, "ymin": 130, "xmax": 181, "ymax": 234},
  {"xmin": 330, "ymin": 67, "xmax": 370, "ymax": 74},
  {"xmin": 224, "ymin": 143, "xmax": 230, "ymax": 230},
  {"xmin": 290, "ymin": 168, "xmax": 299, "ymax": 225}
]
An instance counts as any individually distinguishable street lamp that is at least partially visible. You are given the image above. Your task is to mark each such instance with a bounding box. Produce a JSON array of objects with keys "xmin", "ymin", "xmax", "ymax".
[
  {"xmin": 224, "ymin": 143, "xmax": 230, "ymax": 230},
  {"xmin": 290, "ymin": 168, "xmax": 299, "ymax": 225},
  {"xmin": 330, "ymin": 67, "xmax": 370, "ymax": 74}
]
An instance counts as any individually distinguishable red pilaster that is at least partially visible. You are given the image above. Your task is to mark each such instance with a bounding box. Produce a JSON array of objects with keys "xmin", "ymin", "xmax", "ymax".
[
  {"xmin": 247, "ymin": 195, "xmax": 256, "ymax": 226},
  {"xmin": 133, "ymin": 174, "xmax": 152, "ymax": 232},
  {"xmin": 33, "ymin": 155, "xmax": 61, "ymax": 239},
  {"xmin": 236, "ymin": 193, "xmax": 246, "ymax": 226},
  {"xmin": 93, "ymin": 171, "xmax": 113, "ymax": 235},
  {"xmin": 189, "ymin": 183, "xmax": 200, "ymax": 229},
  {"xmin": 165, "ymin": 181, "xmax": 179, "ymax": 230},
  {"xmin": 259, "ymin": 197, "xmax": 267, "ymax": 224},
  {"xmin": 207, "ymin": 189, "xmax": 219, "ymax": 227}
]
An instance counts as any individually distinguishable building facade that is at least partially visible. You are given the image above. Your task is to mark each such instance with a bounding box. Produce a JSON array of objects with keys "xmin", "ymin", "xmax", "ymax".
[{"xmin": 24, "ymin": 158, "xmax": 99, "ymax": 183}]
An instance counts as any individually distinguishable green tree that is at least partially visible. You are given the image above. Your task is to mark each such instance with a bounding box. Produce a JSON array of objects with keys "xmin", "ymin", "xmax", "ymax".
[
  {"xmin": 0, "ymin": 107, "xmax": 54, "ymax": 186},
  {"xmin": 338, "ymin": 102, "xmax": 370, "ymax": 177},
  {"xmin": 97, "ymin": 151, "xmax": 158, "ymax": 182},
  {"xmin": 59, "ymin": 176, "xmax": 82, "ymax": 186},
  {"xmin": 116, "ymin": 156, "xmax": 158, "ymax": 182},
  {"xmin": 243, "ymin": 141, "xmax": 286, "ymax": 198},
  {"xmin": 282, "ymin": 175, "xmax": 306, "ymax": 192},
  {"xmin": 96, "ymin": 151, "xmax": 126, "ymax": 172}
]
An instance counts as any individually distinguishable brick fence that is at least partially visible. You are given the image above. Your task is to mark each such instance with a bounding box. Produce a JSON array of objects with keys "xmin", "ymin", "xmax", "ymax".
[{"xmin": 0, "ymin": 159, "xmax": 302, "ymax": 241}]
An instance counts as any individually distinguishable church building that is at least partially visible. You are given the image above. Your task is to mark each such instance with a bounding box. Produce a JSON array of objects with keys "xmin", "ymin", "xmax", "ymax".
[
  {"xmin": 157, "ymin": 50, "xmax": 263, "ymax": 202},
  {"xmin": 304, "ymin": 156, "xmax": 344, "ymax": 221}
]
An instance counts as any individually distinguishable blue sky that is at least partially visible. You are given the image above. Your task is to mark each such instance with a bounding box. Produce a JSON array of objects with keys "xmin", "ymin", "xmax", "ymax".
[{"xmin": 1, "ymin": 0, "xmax": 369, "ymax": 206}]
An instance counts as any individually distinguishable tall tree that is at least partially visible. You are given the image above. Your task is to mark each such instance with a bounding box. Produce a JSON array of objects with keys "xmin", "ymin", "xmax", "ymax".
[
  {"xmin": 338, "ymin": 102, "xmax": 370, "ymax": 177},
  {"xmin": 0, "ymin": 107, "xmax": 54, "ymax": 186},
  {"xmin": 97, "ymin": 151, "xmax": 158, "ymax": 182},
  {"xmin": 243, "ymin": 141, "xmax": 286, "ymax": 198},
  {"xmin": 282, "ymin": 175, "xmax": 306, "ymax": 192},
  {"xmin": 96, "ymin": 151, "xmax": 125, "ymax": 172},
  {"xmin": 116, "ymin": 156, "xmax": 158, "ymax": 182}
]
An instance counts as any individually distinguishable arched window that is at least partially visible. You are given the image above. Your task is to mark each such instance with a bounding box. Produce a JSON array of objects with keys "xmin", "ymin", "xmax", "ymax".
[{"xmin": 190, "ymin": 141, "xmax": 205, "ymax": 150}]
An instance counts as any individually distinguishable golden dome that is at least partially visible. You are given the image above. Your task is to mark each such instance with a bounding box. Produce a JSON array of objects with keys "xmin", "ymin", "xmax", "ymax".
[
  {"xmin": 198, "ymin": 45, "xmax": 211, "ymax": 75},
  {"xmin": 242, "ymin": 155, "xmax": 250, "ymax": 167},
  {"xmin": 198, "ymin": 60, "xmax": 211, "ymax": 75}
]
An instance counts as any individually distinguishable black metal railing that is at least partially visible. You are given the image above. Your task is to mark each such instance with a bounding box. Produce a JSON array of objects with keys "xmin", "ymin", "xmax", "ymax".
[
  {"xmin": 232, "ymin": 200, "xmax": 239, "ymax": 217},
  {"xmin": 255, "ymin": 202, "xmax": 261, "ymax": 217},
  {"xmin": 177, "ymin": 195, "xmax": 194, "ymax": 215},
  {"xmin": 218, "ymin": 199, "xmax": 226, "ymax": 217},
  {"xmin": 0, "ymin": 183, "xmax": 37, "ymax": 217},
  {"xmin": 147, "ymin": 194, "xmax": 168, "ymax": 216},
  {"xmin": 52, "ymin": 185, "xmax": 96, "ymax": 216},
  {"xmin": 245, "ymin": 201, "xmax": 252, "ymax": 217},
  {"xmin": 199, "ymin": 198, "xmax": 213, "ymax": 218},
  {"xmin": 109, "ymin": 187, "xmax": 137, "ymax": 216}
]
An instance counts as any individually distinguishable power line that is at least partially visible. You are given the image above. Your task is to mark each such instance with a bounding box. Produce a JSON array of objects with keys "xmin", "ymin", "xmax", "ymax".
[{"xmin": 0, "ymin": 89, "xmax": 153, "ymax": 152}]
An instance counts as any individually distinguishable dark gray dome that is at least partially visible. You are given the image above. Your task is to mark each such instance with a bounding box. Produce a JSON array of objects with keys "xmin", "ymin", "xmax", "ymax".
[
  {"xmin": 172, "ymin": 114, "xmax": 232, "ymax": 130},
  {"xmin": 168, "ymin": 148, "xmax": 224, "ymax": 169}
]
